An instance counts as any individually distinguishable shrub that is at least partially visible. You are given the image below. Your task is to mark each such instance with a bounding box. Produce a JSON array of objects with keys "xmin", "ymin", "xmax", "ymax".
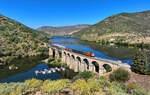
[
  {"xmin": 109, "ymin": 68, "xmax": 130, "ymax": 82},
  {"xmin": 112, "ymin": 82, "xmax": 127, "ymax": 91},
  {"xmin": 47, "ymin": 57, "xmax": 55, "ymax": 63},
  {"xmin": 109, "ymin": 86, "xmax": 127, "ymax": 95},
  {"xmin": 72, "ymin": 71, "xmax": 95, "ymax": 81},
  {"xmin": 37, "ymin": 47, "xmax": 49, "ymax": 56},
  {"xmin": 57, "ymin": 58, "xmax": 61, "ymax": 63},
  {"xmin": 87, "ymin": 79, "xmax": 102, "ymax": 94},
  {"xmin": 109, "ymin": 82, "xmax": 128, "ymax": 95},
  {"xmin": 47, "ymin": 58, "xmax": 67, "ymax": 68},
  {"xmin": 127, "ymin": 83, "xmax": 139, "ymax": 93},
  {"xmin": 0, "ymin": 82, "xmax": 29, "ymax": 95},
  {"xmin": 61, "ymin": 62, "xmax": 67, "ymax": 67},
  {"xmin": 41, "ymin": 79, "xmax": 70, "ymax": 94},
  {"xmin": 71, "ymin": 79, "xmax": 102, "ymax": 95},
  {"xmin": 130, "ymin": 88, "xmax": 150, "ymax": 95},
  {"xmin": 5, "ymin": 56, "xmax": 16, "ymax": 64},
  {"xmin": 25, "ymin": 78, "xmax": 43, "ymax": 89},
  {"xmin": 71, "ymin": 79, "xmax": 90, "ymax": 95},
  {"xmin": 9, "ymin": 87, "xmax": 28, "ymax": 95},
  {"xmin": 99, "ymin": 76, "xmax": 111, "ymax": 88}
]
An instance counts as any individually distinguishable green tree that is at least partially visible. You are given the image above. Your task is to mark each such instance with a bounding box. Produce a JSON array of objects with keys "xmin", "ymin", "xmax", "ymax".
[
  {"xmin": 72, "ymin": 71, "xmax": 95, "ymax": 82},
  {"xmin": 131, "ymin": 50, "xmax": 149, "ymax": 75},
  {"xmin": 109, "ymin": 68, "xmax": 130, "ymax": 82}
]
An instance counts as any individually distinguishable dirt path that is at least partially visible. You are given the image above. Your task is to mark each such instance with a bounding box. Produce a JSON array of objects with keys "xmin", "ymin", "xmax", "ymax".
[{"xmin": 128, "ymin": 72, "xmax": 150, "ymax": 92}]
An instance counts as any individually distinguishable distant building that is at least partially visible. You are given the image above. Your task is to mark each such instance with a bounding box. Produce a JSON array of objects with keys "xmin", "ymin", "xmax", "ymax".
[
  {"xmin": 109, "ymin": 38, "xmax": 115, "ymax": 41},
  {"xmin": 110, "ymin": 43, "xmax": 115, "ymax": 46}
]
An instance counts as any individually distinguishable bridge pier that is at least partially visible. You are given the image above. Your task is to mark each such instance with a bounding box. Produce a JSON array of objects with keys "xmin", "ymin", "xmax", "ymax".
[
  {"xmin": 49, "ymin": 48, "xmax": 53, "ymax": 57},
  {"xmin": 88, "ymin": 64, "xmax": 95, "ymax": 72},
  {"xmin": 55, "ymin": 50, "xmax": 60, "ymax": 58},
  {"xmin": 74, "ymin": 60, "xmax": 79, "ymax": 72},
  {"xmin": 99, "ymin": 66, "xmax": 106, "ymax": 74},
  {"xmin": 77, "ymin": 61, "xmax": 81, "ymax": 72},
  {"xmin": 66, "ymin": 55, "xmax": 70, "ymax": 66},
  {"xmin": 70, "ymin": 58, "xmax": 75, "ymax": 69},
  {"xmin": 84, "ymin": 63, "xmax": 88, "ymax": 71},
  {"xmin": 61, "ymin": 52, "xmax": 66, "ymax": 63},
  {"xmin": 79, "ymin": 62, "xmax": 85, "ymax": 72}
]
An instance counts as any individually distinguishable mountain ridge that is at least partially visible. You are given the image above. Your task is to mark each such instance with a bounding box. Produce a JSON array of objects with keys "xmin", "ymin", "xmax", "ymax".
[
  {"xmin": 72, "ymin": 10, "xmax": 150, "ymax": 44},
  {"xmin": 37, "ymin": 24, "xmax": 90, "ymax": 36}
]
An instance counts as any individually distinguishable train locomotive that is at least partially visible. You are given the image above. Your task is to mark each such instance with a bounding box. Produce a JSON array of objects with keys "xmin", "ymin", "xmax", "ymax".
[{"xmin": 50, "ymin": 44, "xmax": 95, "ymax": 57}]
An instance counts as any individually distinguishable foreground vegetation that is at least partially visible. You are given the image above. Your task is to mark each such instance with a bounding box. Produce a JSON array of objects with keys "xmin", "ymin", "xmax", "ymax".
[{"xmin": 0, "ymin": 69, "xmax": 149, "ymax": 95}]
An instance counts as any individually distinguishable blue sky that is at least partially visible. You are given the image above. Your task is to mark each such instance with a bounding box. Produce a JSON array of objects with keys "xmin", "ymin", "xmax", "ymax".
[{"xmin": 0, "ymin": 0, "xmax": 150, "ymax": 28}]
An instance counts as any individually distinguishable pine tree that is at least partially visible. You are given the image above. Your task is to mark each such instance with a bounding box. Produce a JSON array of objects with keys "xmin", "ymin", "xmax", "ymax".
[{"xmin": 131, "ymin": 50, "xmax": 148, "ymax": 74}]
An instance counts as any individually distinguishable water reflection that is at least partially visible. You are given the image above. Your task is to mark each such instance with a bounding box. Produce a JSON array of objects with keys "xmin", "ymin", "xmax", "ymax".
[{"xmin": 0, "ymin": 64, "xmax": 61, "ymax": 83}]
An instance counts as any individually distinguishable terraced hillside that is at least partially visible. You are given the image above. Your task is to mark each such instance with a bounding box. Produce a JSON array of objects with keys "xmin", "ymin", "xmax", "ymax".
[
  {"xmin": 0, "ymin": 14, "xmax": 50, "ymax": 65},
  {"xmin": 72, "ymin": 10, "xmax": 150, "ymax": 44}
]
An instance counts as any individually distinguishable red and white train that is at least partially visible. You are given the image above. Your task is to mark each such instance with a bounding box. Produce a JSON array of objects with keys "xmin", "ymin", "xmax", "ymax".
[{"xmin": 50, "ymin": 44, "xmax": 95, "ymax": 57}]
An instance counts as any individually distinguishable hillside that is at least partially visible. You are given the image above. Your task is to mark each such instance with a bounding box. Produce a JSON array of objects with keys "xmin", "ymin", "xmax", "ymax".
[
  {"xmin": 0, "ymin": 14, "xmax": 50, "ymax": 65},
  {"xmin": 37, "ymin": 24, "xmax": 90, "ymax": 36},
  {"xmin": 72, "ymin": 10, "xmax": 150, "ymax": 44}
]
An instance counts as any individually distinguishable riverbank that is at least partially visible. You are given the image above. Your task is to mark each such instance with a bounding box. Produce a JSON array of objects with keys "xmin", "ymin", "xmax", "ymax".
[{"xmin": 79, "ymin": 38, "xmax": 150, "ymax": 49}]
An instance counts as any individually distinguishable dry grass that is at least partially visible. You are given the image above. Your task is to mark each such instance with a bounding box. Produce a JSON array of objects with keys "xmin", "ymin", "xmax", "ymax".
[{"xmin": 127, "ymin": 37, "xmax": 150, "ymax": 44}]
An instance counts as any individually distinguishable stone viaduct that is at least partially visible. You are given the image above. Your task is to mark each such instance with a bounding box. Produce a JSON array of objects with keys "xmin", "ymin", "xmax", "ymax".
[{"xmin": 49, "ymin": 46, "xmax": 130, "ymax": 74}]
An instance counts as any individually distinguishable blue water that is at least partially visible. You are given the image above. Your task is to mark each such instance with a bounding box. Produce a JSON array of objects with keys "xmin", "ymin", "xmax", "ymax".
[
  {"xmin": 50, "ymin": 36, "xmax": 132, "ymax": 65},
  {"xmin": 0, "ymin": 64, "xmax": 61, "ymax": 83}
]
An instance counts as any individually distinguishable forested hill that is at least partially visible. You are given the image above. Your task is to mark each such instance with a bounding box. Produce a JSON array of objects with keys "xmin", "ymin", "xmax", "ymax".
[
  {"xmin": 72, "ymin": 10, "xmax": 150, "ymax": 44},
  {"xmin": 0, "ymin": 14, "xmax": 50, "ymax": 65}
]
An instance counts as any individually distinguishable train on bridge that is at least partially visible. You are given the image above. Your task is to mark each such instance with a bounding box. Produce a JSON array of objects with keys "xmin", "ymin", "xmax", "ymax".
[
  {"xmin": 48, "ymin": 43, "xmax": 131, "ymax": 74},
  {"xmin": 50, "ymin": 44, "xmax": 95, "ymax": 57}
]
